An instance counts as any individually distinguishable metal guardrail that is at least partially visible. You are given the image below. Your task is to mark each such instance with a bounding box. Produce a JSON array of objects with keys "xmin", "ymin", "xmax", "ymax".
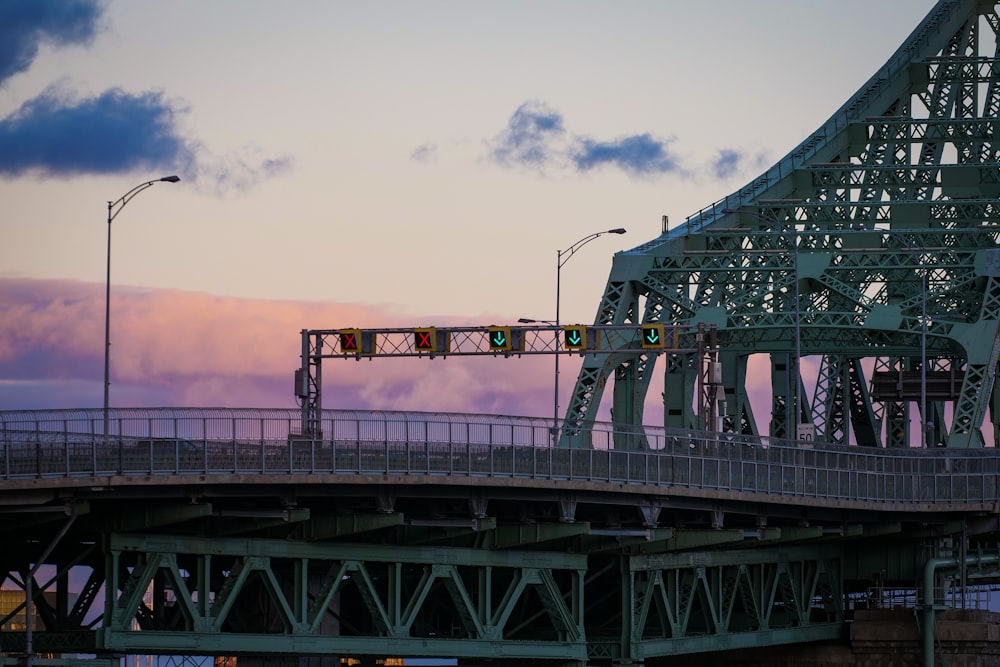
[{"xmin": 1, "ymin": 408, "xmax": 998, "ymax": 506}]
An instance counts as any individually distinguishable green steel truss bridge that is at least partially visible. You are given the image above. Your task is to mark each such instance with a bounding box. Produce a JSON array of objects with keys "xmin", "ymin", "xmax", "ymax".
[
  {"xmin": 7, "ymin": 1, "xmax": 1000, "ymax": 665},
  {"xmin": 566, "ymin": 0, "xmax": 1000, "ymax": 450}
]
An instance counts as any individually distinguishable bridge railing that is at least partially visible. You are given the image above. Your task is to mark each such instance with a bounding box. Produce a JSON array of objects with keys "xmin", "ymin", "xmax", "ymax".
[{"xmin": 1, "ymin": 408, "xmax": 997, "ymax": 506}]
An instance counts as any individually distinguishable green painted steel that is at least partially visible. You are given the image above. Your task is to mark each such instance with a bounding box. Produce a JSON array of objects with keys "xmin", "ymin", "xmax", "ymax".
[
  {"xmin": 8, "ymin": 407, "xmax": 1000, "ymax": 507},
  {"xmin": 97, "ymin": 533, "xmax": 592, "ymax": 659},
  {"xmin": 568, "ymin": 0, "xmax": 1000, "ymax": 449}
]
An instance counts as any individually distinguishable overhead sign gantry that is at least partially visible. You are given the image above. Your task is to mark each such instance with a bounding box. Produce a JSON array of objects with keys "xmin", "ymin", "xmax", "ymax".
[{"xmin": 295, "ymin": 323, "xmax": 719, "ymax": 441}]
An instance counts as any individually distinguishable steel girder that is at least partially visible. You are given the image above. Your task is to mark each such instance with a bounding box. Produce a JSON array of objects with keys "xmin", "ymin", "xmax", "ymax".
[
  {"xmin": 96, "ymin": 533, "xmax": 589, "ymax": 662},
  {"xmin": 0, "ymin": 531, "xmax": 854, "ymax": 666},
  {"xmin": 567, "ymin": 0, "xmax": 1000, "ymax": 449},
  {"xmin": 586, "ymin": 546, "xmax": 844, "ymax": 663}
]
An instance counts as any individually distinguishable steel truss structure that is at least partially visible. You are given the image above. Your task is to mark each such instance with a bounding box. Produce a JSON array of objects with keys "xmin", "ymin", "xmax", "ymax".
[
  {"xmin": 0, "ymin": 517, "xmax": 853, "ymax": 666},
  {"xmin": 570, "ymin": 0, "xmax": 1000, "ymax": 448}
]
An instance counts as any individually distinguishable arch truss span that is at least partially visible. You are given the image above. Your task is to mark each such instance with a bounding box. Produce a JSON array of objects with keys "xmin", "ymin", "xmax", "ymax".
[{"xmin": 571, "ymin": 0, "xmax": 1000, "ymax": 449}]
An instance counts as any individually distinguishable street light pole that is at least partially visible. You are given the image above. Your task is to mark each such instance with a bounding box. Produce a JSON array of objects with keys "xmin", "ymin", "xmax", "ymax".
[
  {"xmin": 553, "ymin": 228, "xmax": 627, "ymax": 425},
  {"xmin": 103, "ymin": 175, "xmax": 180, "ymax": 444}
]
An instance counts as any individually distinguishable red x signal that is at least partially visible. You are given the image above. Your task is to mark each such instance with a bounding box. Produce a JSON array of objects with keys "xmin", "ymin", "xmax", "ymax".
[
  {"xmin": 414, "ymin": 328, "xmax": 436, "ymax": 351},
  {"xmin": 339, "ymin": 329, "xmax": 360, "ymax": 353}
]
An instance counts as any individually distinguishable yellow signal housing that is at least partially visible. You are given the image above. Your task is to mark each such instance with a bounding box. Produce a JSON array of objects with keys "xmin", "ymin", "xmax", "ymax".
[
  {"xmin": 488, "ymin": 326, "xmax": 512, "ymax": 351},
  {"xmin": 339, "ymin": 329, "xmax": 362, "ymax": 353},
  {"xmin": 640, "ymin": 323, "xmax": 666, "ymax": 349},
  {"xmin": 413, "ymin": 328, "xmax": 437, "ymax": 352},
  {"xmin": 563, "ymin": 325, "xmax": 588, "ymax": 351}
]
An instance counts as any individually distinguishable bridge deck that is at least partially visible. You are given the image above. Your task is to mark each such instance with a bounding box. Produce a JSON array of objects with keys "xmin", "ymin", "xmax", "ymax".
[{"xmin": 2, "ymin": 409, "xmax": 998, "ymax": 516}]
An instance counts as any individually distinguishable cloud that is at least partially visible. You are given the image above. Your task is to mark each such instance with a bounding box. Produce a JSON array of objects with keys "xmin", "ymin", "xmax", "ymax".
[
  {"xmin": 712, "ymin": 148, "xmax": 742, "ymax": 180},
  {"xmin": 488, "ymin": 101, "xmax": 567, "ymax": 170},
  {"xmin": 480, "ymin": 101, "xmax": 781, "ymax": 183},
  {"xmin": 0, "ymin": 86, "xmax": 195, "ymax": 178},
  {"xmin": 185, "ymin": 145, "xmax": 293, "ymax": 195},
  {"xmin": 0, "ymin": 278, "xmax": 791, "ymax": 433},
  {"xmin": 0, "ymin": 1, "xmax": 289, "ymax": 192},
  {"xmin": 410, "ymin": 143, "xmax": 437, "ymax": 163},
  {"xmin": 484, "ymin": 101, "xmax": 682, "ymax": 180},
  {"xmin": 0, "ymin": 0, "xmax": 103, "ymax": 87},
  {"xmin": 0, "ymin": 85, "xmax": 292, "ymax": 192},
  {"xmin": 0, "ymin": 278, "xmax": 555, "ymax": 415},
  {"xmin": 572, "ymin": 134, "xmax": 680, "ymax": 177}
]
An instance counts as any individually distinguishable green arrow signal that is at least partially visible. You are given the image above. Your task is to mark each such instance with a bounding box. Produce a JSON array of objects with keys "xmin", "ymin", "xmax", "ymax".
[
  {"xmin": 566, "ymin": 331, "xmax": 582, "ymax": 346},
  {"xmin": 491, "ymin": 331, "xmax": 507, "ymax": 346},
  {"xmin": 644, "ymin": 328, "xmax": 660, "ymax": 345}
]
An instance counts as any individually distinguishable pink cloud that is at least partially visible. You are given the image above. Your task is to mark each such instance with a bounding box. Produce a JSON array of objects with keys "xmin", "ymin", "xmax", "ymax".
[
  {"xmin": 0, "ymin": 277, "xmax": 555, "ymax": 414},
  {"xmin": 0, "ymin": 278, "xmax": 786, "ymax": 434}
]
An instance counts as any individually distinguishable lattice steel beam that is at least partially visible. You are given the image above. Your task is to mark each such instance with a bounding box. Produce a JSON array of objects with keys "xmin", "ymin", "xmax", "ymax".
[{"xmin": 568, "ymin": 0, "xmax": 1000, "ymax": 449}]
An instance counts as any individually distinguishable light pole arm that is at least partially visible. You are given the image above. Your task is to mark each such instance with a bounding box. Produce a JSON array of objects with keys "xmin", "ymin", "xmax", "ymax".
[
  {"xmin": 108, "ymin": 175, "xmax": 180, "ymax": 223},
  {"xmin": 558, "ymin": 228, "xmax": 627, "ymax": 269}
]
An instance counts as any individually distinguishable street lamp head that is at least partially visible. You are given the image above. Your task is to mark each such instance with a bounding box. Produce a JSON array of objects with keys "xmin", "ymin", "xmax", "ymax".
[
  {"xmin": 159, "ymin": 175, "xmax": 181, "ymax": 183},
  {"xmin": 517, "ymin": 318, "xmax": 535, "ymax": 324},
  {"xmin": 608, "ymin": 228, "xmax": 626, "ymax": 234}
]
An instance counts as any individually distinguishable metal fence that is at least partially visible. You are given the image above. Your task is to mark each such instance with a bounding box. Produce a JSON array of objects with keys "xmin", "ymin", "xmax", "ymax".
[{"xmin": 1, "ymin": 408, "xmax": 998, "ymax": 506}]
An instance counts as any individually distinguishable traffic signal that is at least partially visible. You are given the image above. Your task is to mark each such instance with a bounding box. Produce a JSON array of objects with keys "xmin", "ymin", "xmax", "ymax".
[
  {"xmin": 563, "ymin": 325, "xmax": 589, "ymax": 351},
  {"xmin": 640, "ymin": 323, "xmax": 665, "ymax": 349},
  {"xmin": 486, "ymin": 326, "xmax": 525, "ymax": 353},
  {"xmin": 414, "ymin": 328, "xmax": 450, "ymax": 354},
  {"xmin": 414, "ymin": 328, "xmax": 436, "ymax": 351},
  {"xmin": 488, "ymin": 326, "xmax": 511, "ymax": 351},
  {"xmin": 339, "ymin": 329, "xmax": 361, "ymax": 353},
  {"xmin": 338, "ymin": 329, "xmax": 375, "ymax": 355}
]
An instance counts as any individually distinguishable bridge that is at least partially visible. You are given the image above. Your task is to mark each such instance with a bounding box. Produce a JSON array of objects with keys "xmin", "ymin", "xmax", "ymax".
[
  {"xmin": 0, "ymin": 408, "xmax": 998, "ymax": 667},
  {"xmin": 6, "ymin": 0, "xmax": 1000, "ymax": 665}
]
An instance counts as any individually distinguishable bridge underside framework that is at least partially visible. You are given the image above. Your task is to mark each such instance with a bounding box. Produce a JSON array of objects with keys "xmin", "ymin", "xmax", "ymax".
[
  {"xmin": 2, "ymin": 468, "xmax": 995, "ymax": 667},
  {"xmin": 0, "ymin": 528, "xmax": 849, "ymax": 665},
  {"xmin": 569, "ymin": 0, "xmax": 1000, "ymax": 450}
]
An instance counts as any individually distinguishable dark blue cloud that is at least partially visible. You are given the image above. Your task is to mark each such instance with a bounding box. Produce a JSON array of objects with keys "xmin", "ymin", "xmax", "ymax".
[
  {"xmin": 713, "ymin": 148, "xmax": 742, "ymax": 179},
  {"xmin": 489, "ymin": 101, "xmax": 566, "ymax": 168},
  {"xmin": 0, "ymin": 0, "xmax": 103, "ymax": 86},
  {"xmin": 0, "ymin": 86, "xmax": 293, "ymax": 189},
  {"xmin": 0, "ymin": 0, "xmax": 291, "ymax": 191},
  {"xmin": 483, "ymin": 102, "xmax": 683, "ymax": 179},
  {"xmin": 0, "ymin": 86, "xmax": 195, "ymax": 177},
  {"xmin": 572, "ymin": 133, "xmax": 678, "ymax": 176}
]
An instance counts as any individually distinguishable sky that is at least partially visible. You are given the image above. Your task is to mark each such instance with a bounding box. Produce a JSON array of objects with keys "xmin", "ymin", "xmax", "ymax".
[{"xmin": 0, "ymin": 0, "xmax": 940, "ymax": 422}]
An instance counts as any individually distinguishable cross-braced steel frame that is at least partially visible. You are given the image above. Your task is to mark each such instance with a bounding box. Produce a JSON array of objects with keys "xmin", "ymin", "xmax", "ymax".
[{"xmin": 570, "ymin": 0, "xmax": 1000, "ymax": 449}]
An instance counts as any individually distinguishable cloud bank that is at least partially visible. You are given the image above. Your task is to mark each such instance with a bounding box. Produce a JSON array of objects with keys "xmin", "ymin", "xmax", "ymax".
[
  {"xmin": 0, "ymin": 278, "xmax": 558, "ymax": 417},
  {"xmin": 0, "ymin": 279, "xmax": 791, "ymax": 433},
  {"xmin": 0, "ymin": 0, "xmax": 289, "ymax": 191}
]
